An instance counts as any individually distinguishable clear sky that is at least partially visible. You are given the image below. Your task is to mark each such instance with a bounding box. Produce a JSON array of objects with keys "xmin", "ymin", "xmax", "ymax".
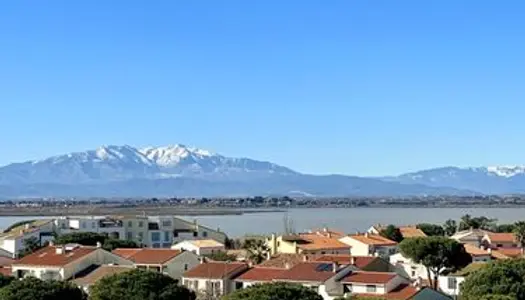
[{"xmin": 1, "ymin": 1, "xmax": 524, "ymax": 176}]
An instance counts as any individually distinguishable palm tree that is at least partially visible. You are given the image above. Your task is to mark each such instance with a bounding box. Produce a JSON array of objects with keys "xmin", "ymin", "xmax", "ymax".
[
  {"xmin": 243, "ymin": 239, "xmax": 269, "ymax": 264},
  {"xmin": 513, "ymin": 221, "xmax": 525, "ymax": 250}
]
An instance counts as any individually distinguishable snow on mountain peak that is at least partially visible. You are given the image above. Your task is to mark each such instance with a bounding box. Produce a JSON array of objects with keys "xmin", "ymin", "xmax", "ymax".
[
  {"xmin": 140, "ymin": 144, "xmax": 215, "ymax": 167},
  {"xmin": 486, "ymin": 165, "xmax": 525, "ymax": 177}
]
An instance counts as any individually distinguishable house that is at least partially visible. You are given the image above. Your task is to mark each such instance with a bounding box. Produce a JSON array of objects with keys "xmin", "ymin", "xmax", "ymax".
[
  {"xmin": 368, "ymin": 225, "xmax": 427, "ymax": 239},
  {"xmin": 233, "ymin": 266, "xmax": 286, "ymax": 288},
  {"xmin": 389, "ymin": 253, "xmax": 427, "ymax": 280},
  {"xmin": 11, "ymin": 244, "xmax": 132, "ymax": 280},
  {"xmin": 182, "ymin": 262, "xmax": 249, "ymax": 298},
  {"xmin": 463, "ymin": 244, "xmax": 492, "ymax": 262},
  {"xmin": 53, "ymin": 215, "xmax": 227, "ymax": 249},
  {"xmin": 172, "ymin": 239, "xmax": 225, "ymax": 256},
  {"xmin": 482, "ymin": 232, "xmax": 517, "ymax": 248},
  {"xmin": 336, "ymin": 271, "xmax": 408, "ymax": 298},
  {"xmin": 0, "ymin": 220, "xmax": 55, "ymax": 258},
  {"xmin": 0, "ymin": 256, "xmax": 14, "ymax": 276},
  {"xmin": 73, "ymin": 265, "xmax": 133, "ymax": 292},
  {"xmin": 267, "ymin": 231, "xmax": 351, "ymax": 256},
  {"xmin": 339, "ymin": 233, "xmax": 397, "ymax": 258},
  {"xmin": 491, "ymin": 247, "xmax": 524, "ymax": 259},
  {"xmin": 438, "ymin": 262, "xmax": 487, "ymax": 297},
  {"xmin": 112, "ymin": 248, "xmax": 200, "ymax": 280},
  {"xmin": 450, "ymin": 229, "xmax": 490, "ymax": 247},
  {"xmin": 314, "ymin": 255, "xmax": 394, "ymax": 272}
]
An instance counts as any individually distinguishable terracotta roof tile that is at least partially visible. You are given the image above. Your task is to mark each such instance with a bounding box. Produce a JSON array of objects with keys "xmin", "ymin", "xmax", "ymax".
[
  {"xmin": 486, "ymin": 233, "xmax": 516, "ymax": 244},
  {"xmin": 340, "ymin": 271, "xmax": 397, "ymax": 284},
  {"xmin": 464, "ymin": 244, "xmax": 491, "ymax": 257},
  {"xmin": 274, "ymin": 262, "xmax": 338, "ymax": 283},
  {"xmin": 73, "ymin": 265, "xmax": 133, "ymax": 286},
  {"xmin": 183, "ymin": 262, "xmax": 248, "ymax": 279},
  {"xmin": 492, "ymin": 247, "xmax": 523, "ymax": 258},
  {"xmin": 184, "ymin": 240, "xmax": 224, "ymax": 248},
  {"xmin": 314, "ymin": 255, "xmax": 377, "ymax": 269},
  {"xmin": 399, "ymin": 227, "xmax": 427, "ymax": 238},
  {"xmin": 297, "ymin": 234, "xmax": 351, "ymax": 251},
  {"xmin": 112, "ymin": 248, "xmax": 182, "ymax": 265},
  {"xmin": 347, "ymin": 234, "xmax": 398, "ymax": 246},
  {"xmin": 235, "ymin": 267, "xmax": 285, "ymax": 282},
  {"xmin": 355, "ymin": 284, "xmax": 419, "ymax": 300},
  {"xmin": 259, "ymin": 254, "xmax": 309, "ymax": 269},
  {"xmin": 14, "ymin": 245, "xmax": 97, "ymax": 267},
  {"xmin": 0, "ymin": 267, "xmax": 11, "ymax": 277}
]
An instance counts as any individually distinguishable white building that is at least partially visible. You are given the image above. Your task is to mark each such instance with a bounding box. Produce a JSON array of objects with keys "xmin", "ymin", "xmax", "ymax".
[
  {"xmin": 339, "ymin": 233, "xmax": 398, "ymax": 258},
  {"xmin": 112, "ymin": 248, "xmax": 200, "ymax": 281},
  {"xmin": 172, "ymin": 239, "xmax": 225, "ymax": 256},
  {"xmin": 11, "ymin": 243, "xmax": 132, "ymax": 280},
  {"xmin": 182, "ymin": 262, "xmax": 249, "ymax": 298},
  {"xmin": 389, "ymin": 252, "xmax": 427, "ymax": 280},
  {"xmin": 438, "ymin": 262, "xmax": 487, "ymax": 297},
  {"xmin": 0, "ymin": 220, "xmax": 55, "ymax": 258}
]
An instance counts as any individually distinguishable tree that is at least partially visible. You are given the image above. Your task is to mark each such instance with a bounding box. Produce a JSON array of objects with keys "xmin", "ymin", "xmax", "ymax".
[
  {"xmin": 513, "ymin": 221, "xmax": 525, "ymax": 249},
  {"xmin": 54, "ymin": 232, "xmax": 107, "ymax": 246},
  {"xmin": 399, "ymin": 237, "xmax": 470, "ymax": 290},
  {"xmin": 0, "ymin": 277, "xmax": 86, "ymax": 300},
  {"xmin": 0, "ymin": 274, "xmax": 14, "ymax": 289},
  {"xmin": 243, "ymin": 239, "xmax": 269, "ymax": 264},
  {"xmin": 443, "ymin": 219, "xmax": 457, "ymax": 236},
  {"xmin": 495, "ymin": 224, "xmax": 515, "ymax": 233},
  {"xmin": 102, "ymin": 239, "xmax": 139, "ymax": 251},
  {"xmin": 205, "ymin": 251, "xmax": 238, "ymax": 262},
  {"xmin": 89, "ymin": 269, "xmax": 195, "ymax": 300},
  {"xmin": 379, "ymin": 225, "xmax": 403, "ymax": 242},
  {"xmin": 18, "ymin": 236, "xmax": 43, "ymax": 257},
  {"xmin": 458, "ymin": 215, "xmax": 496, "ymax": 231},
  {"xmin": 461, "ymin": 259, "xmax": 525, "ymax": 300},
  {"xmin": 416, "ymin": 223, "xmax": 444, "ymax": 236},
  {"xmin": 223, "ymin": 283, "xmax": 322, "ymax": 300}
]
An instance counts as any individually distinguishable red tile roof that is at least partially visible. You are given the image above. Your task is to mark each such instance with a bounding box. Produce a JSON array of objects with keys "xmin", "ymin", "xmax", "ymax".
[
  {"xmin": 314, "ymin": 255, "xmax": 377, "ymax": 269},
  {"xmin": 492, "ymin": 247, "xmax": 523, "ymax": 258},
  {"xmin": 112, "ymin": 248, "xmax": 182, "ymax": 265},
  {"xmin": 274, "ymin": 262, "xmax": 338, "ymax": 283},
  {"xmin": 355, "ymin": 284, "xmax": 419, "ymax": 300},
  {"xmin": 0, "ymin": 267, "xmax": 11, "ymax": 276},
  {"xmin": 347, "ymin": 234, "xmax": 398, "ymax": 246},
  {"xmin": 340, "ymin": 271, "xmax": 397, "ymax": 284},
  {"xmin": 486, "ymin": 233, "xmax": 516, "ymax": 244},
  {"xmin": 183, "ymin": 262, "xmax": 248, "ymax": 279},
  {"xmin": 259, "ymin": 254, "xmax": 311, "ymax": 269},
  {"xmin": 464, "ymin": 244, "xmax": 491, "ymax": 257},
  {"xmin": 14, "ymin": 245, "xmax": 97, "ymax": 267},
  {"xmin": 235, "ymin": 267, "xmax": 285, "ymax": 282}
]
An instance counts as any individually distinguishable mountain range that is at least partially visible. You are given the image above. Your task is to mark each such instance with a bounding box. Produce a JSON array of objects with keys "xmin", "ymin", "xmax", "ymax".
[{"xmin": 0, "ymin": 144, "xmax": 523, "ymax": 198}]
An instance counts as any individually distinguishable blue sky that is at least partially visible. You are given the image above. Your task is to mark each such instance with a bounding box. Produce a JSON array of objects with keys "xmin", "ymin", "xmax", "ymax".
[{"xmin": 1, "ymin": 1, "xmax": 524, "ymax": 176}]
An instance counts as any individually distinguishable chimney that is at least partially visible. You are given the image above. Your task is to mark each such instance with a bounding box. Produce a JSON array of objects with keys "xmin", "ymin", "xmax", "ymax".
[
  {"xmin": 323, "ymin": 227, "xmax": 328, "ymax": 233},
  {"xmin": 365, "ymin": 232, "xmax": 370, "ymax": 238},
  {"xmin": 49, "ymin": 241, "xmax": 54, "ymax": 247},
  {"xmin": 96, "ymin": 242, "xmax": 102, "ymax": 248},
  {"xmin": 55, "ymin": 246, "xmax": 64, "ymax": 255},
  {"xmin": 332, "ymin": 262, "xmax": 338, "ymax": 273},
  {"xmin": 488, "ymin": 248, "xmax": 492, "ymax": 254},
  {"xmin": 266, "ymin": 251, "xmax": 272, "ymax": 261},
  {"xmin": 248, "ymin": 261, "xmax": 253, "ymax": 268},
  {"xmin": 303, "ymin": 255, "xmax": 308, "ymax": 262},
  {"xmin": 284, "ymin": 263, "xmax": 291, "ymax": 269},
  {"xmin": 24, "ymin": 224, "xmax": 30, "ymax": 230},
  {"xmin": 413, "ymin": 277, "xmax": 422, "ymax": 290},
  {"xmin": 199, "ymin": 257, "xmax": 206, "ymax": 264},
  {"xmin": 350, "ymin": 257, "xmax": 356, "ymax": 265}
]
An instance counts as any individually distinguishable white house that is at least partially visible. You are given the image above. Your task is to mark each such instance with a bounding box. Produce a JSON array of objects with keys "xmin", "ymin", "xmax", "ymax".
[
  {"xmin": 233, "ymin": 266, "xmax": 286, "ymax": 289},
  {"xmin": 182, "ymin": 262, "xmax": 249, "ymax": 298},
  {"xmin": 389, "ymin": 252, "xmax": 427, "ymax": 280},
  {"xmin": 450, "ymin": 229, "xmax": 490, "ymax": 247},
  {"xmin": 172, "ymin": 239, "xmax": 225, "ymax": 256},
  {"xmin": 112, "ymin": 248, "xmax": 200, "ymax": 281},
  {"xmin": 11, "ymin": 244, "xmax": 132, "ymax": 280},
  {"xmin": 339, "ymin": 233, "xmax": 397, "ymax": 258},
  {"xmin": 438, "ymin": 262, "xmax": 487, "ymax": 297},
  {"xmin": 0, "ymin": 220, "xmax": 55, "ymax": 258}
]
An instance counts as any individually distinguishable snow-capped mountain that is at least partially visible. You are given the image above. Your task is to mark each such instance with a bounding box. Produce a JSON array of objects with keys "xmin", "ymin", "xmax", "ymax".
[
  {"xmin": 0, "ymin": 144, "xmax": 296, "ymax": 185},
  {"xmin": 0, "ymin": 144, "xmax": 471, "ymax": 197},
  {"xmin": 387, "ymin": 166, "xmax": 525, "ymax": 194}
]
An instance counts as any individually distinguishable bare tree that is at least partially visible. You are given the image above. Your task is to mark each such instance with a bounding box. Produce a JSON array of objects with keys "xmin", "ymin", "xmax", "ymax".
[{"xmin": 283, "ymin": 213, "xmax": 296, "ymax": 235}]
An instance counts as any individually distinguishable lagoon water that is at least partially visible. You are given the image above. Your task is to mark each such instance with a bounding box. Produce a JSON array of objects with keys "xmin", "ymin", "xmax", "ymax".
[{"xmin": 2, "ymin": 207, "xmax": 525, "ymax": 237}]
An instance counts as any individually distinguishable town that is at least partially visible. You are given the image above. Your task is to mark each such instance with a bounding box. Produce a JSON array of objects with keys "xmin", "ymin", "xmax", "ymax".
[{"xmin": 0, "ymin": 213, "xmax": 521, "ymax": 299}]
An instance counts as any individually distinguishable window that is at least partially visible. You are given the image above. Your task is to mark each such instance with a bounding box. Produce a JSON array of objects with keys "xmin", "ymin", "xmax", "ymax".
[
  {"xmin": 127, "ymin": 232, "xmax": 133, "ymax": 240},
  {"xmin": 193, "ymin": 232, "xmax": 198, "ymax": 237},
  {"xmin": 128, "ymin": 221, "xmax": 133, "ymax": 227},
  {"xmin": 173, "ymin": 231, "xmax": 179, "ymax": 237},
  {"xmin": 162, "ymin": 220, "xmax": 172, "ymax": 227},
  {"xmin": 138, "ymin": 221, "xmax": 144, "ymax": 228},
  {"xmin": 448, "ymin": 277, "xmax": 457, "ymax": 290},
  {"xmin": 366, "ymin": 285, "xmax": 377, "ymax": 293},
  {"xmin": 235, "ymin": 281, "xmax": 243, "ymax": 290},
  {"xmin": 202, "ymin": 231, "xmax": 208, "ymax": 237},
  {"xmin": 184, "ymin": 264, "xmax": 189, "ymax": 271},
  {"xmin": 81, "ymin": 222, "xmax": 86, "ymax": 229},
  {"xmin": 344, "ymin": 284, "xmax": 352, "ymax": 293},
  {"xmin": 151, "ymin": 232, "xmax": 161, "ymax": 242},
  {"xmin": 164, "ymin": 231, "xmax": 170, "ymax": 242},
  {"xmin": 91, "ymin": 222, "xmax": 96, "ymax": 229},
  {"xmin": 153, "ymin": 243, "xmax": 161, "ymax": 248},
  {"xmin": 138, "ymin": 232, "xmax": 144, "ymax": 240}
]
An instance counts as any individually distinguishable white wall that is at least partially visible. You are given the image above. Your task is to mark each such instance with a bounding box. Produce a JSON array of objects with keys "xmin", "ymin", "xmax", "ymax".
[
  {"xmin": 165, "ymin": 251, "xmax": 200, "ymax": 281},
  {"xmin": 438, "ymin": 275, "xmax": 464, "ymax": 296},
  {"xmin": 390, "ymin": 253, "xmax": 427, "ymax": 280},
  {"xmin": 339, "ymin": 237, "xmax": 370, "ymax": 256}
]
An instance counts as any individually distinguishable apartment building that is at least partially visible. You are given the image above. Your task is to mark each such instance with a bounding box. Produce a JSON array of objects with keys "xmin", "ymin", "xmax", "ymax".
[
  {"xmin": 267, "ymin": 229, "xmax": 351, "ymax": 256},
  {"xmin": 0, "ymin": 220, "xmax": 55, "ymax": 258}
]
